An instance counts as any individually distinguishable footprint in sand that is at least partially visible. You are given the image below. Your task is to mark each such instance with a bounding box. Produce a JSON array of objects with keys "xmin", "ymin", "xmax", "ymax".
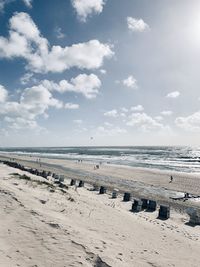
[{"xmin": 6, "ymin": 255, "xmax": 12, "ymax": 259}]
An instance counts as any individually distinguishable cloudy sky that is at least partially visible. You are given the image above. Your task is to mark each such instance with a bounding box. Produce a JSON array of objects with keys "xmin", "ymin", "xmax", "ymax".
[{"xmin": 0, "ymin": 0, "xmax": 200, "ymax": 147}]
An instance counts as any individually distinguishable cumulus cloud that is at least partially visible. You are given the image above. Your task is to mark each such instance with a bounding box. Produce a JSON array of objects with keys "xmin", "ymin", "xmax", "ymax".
[
  {"xmin": 0, "ymin": 84, "xmax": 63, "ymax": 130},
  {"xmin": 42, "ymin": 73, "xmax": 101, "ymax": 99},
  {"xmin": 65, "ymin": 103, "xmax": 79, "ymax": 109},
  {"xmin": 175, "ymin": 111, "xmax": 200, "ymax": 132},
  {"xmin": 7, "ymin": 117, "xmax": 39, "ymax": 130},
  {"xmin": 0, "ymin": 85, "xmax": 8, "ymax": 102},
  {"xmin": 20, "ymin": 72, "xmax": 37, "ymax": 85},
  {"xmin": 126, "ymin": 112, "xmax": 165, "ymax": 131},
  {"xmin": 120, "ymin": 112, "xmax": 126, "ymax": 117},
  {"xmin": 161, "ymin": 110, "xmax": 173, "ymax": 116},
  {"xmin": 127, "ymin": 17, "xmax": 149, "ymax": 32},
  {"xmin": 131, "ymin": 105, "xmax": 144, "ymax": 112},
  {"xmin": 0, "ymin": 12, "xmax": 113, "ymax": 73},
  {"xmin": 71, "ymin": 0, "xmax": 105, "ymax": 22},
  {"xmin": 123, "ymin": 75, "xmax": 138, "ymax": 89},
  {"xmin": 69, "ymin": 74, "xmax": 101, "ymax": 99},
  {"xmin": 21, "ymin": 85, "xmax": 63, "ymax": 110},
  {"xmin": 166, "ymin": 91, "xmax": 180, "ymax": 98},
  {"xmin": 104, "ymin": 109, "xmax": 118, "ymax": 118}
]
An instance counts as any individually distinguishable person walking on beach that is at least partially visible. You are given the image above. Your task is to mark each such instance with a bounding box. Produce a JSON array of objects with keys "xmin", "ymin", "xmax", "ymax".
[{"xmin": 170, "ymin": 175, "xmax": 173, "ymax": 183}]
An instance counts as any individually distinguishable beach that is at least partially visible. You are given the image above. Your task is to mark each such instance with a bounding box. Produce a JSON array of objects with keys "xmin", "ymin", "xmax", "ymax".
[
  {"xmin": 1, "ymin": 0, "xmax": 200, "ymax": 266},
  {"xmin": 0, "ymin": 153, "xmax": 200, "ymax": 208},
  {"xmin": 0, "ymin": 156, "xmax": 200, "ymax": 266}
]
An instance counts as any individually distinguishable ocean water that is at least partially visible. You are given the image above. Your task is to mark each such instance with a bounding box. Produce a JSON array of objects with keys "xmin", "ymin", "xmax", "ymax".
[{"xmin": 1, "ymin": 146, "xmax": 200, "ymax": 173}]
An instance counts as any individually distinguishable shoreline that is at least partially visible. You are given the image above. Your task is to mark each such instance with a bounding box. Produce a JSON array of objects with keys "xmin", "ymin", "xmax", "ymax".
[{"xmin": 1, "ymin": 149, "xmax": 200, "ymax": 174}]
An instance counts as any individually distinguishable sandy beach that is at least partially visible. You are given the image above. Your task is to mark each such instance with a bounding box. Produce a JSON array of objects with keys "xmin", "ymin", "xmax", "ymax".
[
  {"xmin": 2, "ymin": 0, "xmax": 200, "ymax": 266},
  {"xmin": 0, "ymin": 154, "xmax": 200, "ymax": 209},
  {"xmin": 0, "ymin": 159, "xmax": 200, "ymax": 266}
]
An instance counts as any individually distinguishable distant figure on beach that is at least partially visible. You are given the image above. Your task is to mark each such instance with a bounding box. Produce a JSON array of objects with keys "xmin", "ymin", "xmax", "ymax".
[
  {"xmin": 184, "ymin": 192, "xmax": 189, "ymax": 198},
  {"xmin": 94, "ymin": 164, "xmax": 100, "ymax": 170},
  {"xmin": 169, "ymin": 175, "xmax": 173, "ymax": 183},
  {"xmin": 75, "ymin": 184, "xmax": 78, "ymax": 192}
]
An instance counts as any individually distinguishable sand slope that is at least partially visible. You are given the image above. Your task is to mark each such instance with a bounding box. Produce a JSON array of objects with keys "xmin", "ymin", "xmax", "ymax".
[{"xmin": 0, "ymin": 163, "xmax": 200, "ymax": 267}]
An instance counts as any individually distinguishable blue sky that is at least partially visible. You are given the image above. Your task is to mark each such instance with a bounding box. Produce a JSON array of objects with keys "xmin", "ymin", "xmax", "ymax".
[{"xmin": 0, "ymin": 0, "xmax": 200, "ymax": 146}]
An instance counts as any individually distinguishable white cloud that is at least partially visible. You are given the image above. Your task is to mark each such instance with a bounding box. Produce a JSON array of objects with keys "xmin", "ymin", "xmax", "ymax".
[
  {"xmin": 0, "ymin": 84, "xmax": 63, "ymax": 130},
  {"xmin": 55, "ymin": 27, "xmax": 65, "ymax": 39},
  {"xmin": 0, "ymin": 0, "xmax": 32, "ymax": 11},
  {"xmin": 123, "ymin": 75, "xmax": 138, "ymax": 89},
  {"xmin": 161, "ymin": 110, "xmax": 173, "ymax": 116},
  {"xmin": 20, "ymin": 84, "xmax": 63, "ymax": 112},
  {"xmin": 0, "ymin": 0, "xmax": 5, "ymax": 11},
  {"xmin": 175, "ymin": 111, "xmax": 200, "ymax": 132},
  {"xmin": 166, "ymin": 91, "xmax": 180, "ymax": 98},
  {"xmin": 71, "ymin": 0, "xmax": 105, "ymax": 22},
  {"xmin": 97, "ymin": 125, "xmax": 127, "ymax": 136},
  {"xmin": 0, "ymin": 85, "xmax": 8, "ymax": 102},
  {"xmin": 127, "ymin": 17, "xmax": 149, "ymax": 32},
  {"xmin": 73, "ymin": 119, "xmax": 83, "ymax": 124},
  {"xmin": 0, "ymin": 0, "xmax": 13, "ymax": 11},
  {"xmin": 131, "ymin": 105, "xmax": 144, "ymax": 112},
  {"xmin": 104, "ymin": 122, "xmax": 113, "ymax": 127},
  {"xmin": 100, "ymin": 69, "xmax": 106, "ymax": 74},
  {"xmin": 0, "ymin": 12, "xmax": 113, "ymax": 73},
  {"xmin": 104, "ymin": 109, "xmax": 118, "ymax": 117},
  {"xmin": 126, "ymin": 112, "xmax": 165, "ymax": 131},
  {"xmin": 69, "ymin": 74, "xmax": 101, "ymax": 99},
  {"xmin": 121, "ymin": 107, "xmax": 128, "ymax": 113},
  {"xmin": 154, "ymin": 116, "xmax": 163, "ymax": 121},
  {"xmin": 20, "ymin": 72, "xmax": 36, "ymax": 85},
  {"xmin": 65, "ymin": 103, "xmax": 79, "ymax": 109},
  {"xmin": 8, "ymin": 117, "xmax": 39, "ymax": 130},
  {"xmin": 23, "ymin": 0, "xmax": 32, "ymax": 8},
  {"xmin": 43, "ymin": 73, "xmax": 101, "ymax": 99}
]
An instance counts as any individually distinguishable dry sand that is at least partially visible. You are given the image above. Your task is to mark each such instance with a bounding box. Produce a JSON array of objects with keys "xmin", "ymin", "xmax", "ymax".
[{"xmin": 0, "ymin": 162, "xmax": 200, "ymax": 267}]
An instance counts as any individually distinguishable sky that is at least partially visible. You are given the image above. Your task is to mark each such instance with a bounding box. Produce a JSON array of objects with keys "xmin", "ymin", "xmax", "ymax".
[{"xmin": 0, "ymin": 0, "xmax": 200, "ymax": 147}]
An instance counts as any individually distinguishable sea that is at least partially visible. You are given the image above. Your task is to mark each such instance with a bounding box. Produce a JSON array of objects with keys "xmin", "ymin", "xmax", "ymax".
[{"xmin": 1, "ymin": 146, "xmax": 200, "ymax": 173}]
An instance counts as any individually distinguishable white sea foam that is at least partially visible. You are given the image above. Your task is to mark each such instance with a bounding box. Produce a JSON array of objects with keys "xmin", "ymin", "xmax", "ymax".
[{"xmin": 1, "ymin": 146, "xmax": 200, "ymax": 173}]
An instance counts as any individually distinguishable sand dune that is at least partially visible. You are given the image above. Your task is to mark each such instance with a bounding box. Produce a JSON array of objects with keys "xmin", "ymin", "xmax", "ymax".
[{"xmin": 0, "ymin": 163, "xmax": 200, "ymax": 267}]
